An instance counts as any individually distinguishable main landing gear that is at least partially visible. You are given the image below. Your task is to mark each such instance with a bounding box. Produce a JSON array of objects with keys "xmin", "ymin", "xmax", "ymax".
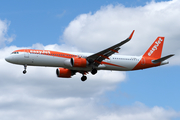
[
  {"xmin": 23, "ymin": 65, "xmax": 27, "ymax": 74},
  {"xmin": 81, "ymin": 69, "xmax": 97, "ymax": 82},
  {"xmin": 91, "ymin": 69, "xmax": 97, "ymax": 75},
  {"xmin": 81, "ymin": 75, "xmax": 87, "ymax": 81}
]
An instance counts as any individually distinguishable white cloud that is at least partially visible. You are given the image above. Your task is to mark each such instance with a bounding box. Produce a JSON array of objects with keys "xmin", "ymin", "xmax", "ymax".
[
  {"xmin": 62, "ymin": 0, "xmax": 180, "ymax": 65},
  {"xmin": 95, "ymin": 104, "xmax": 180, "ymax": 120},
  {"xmin": 95, "ymin": 102, "xmax": 180, "ymax": 120},
  {"xmin": 0, "ymin": 20, "xmax": 15, "ymax": 47}
]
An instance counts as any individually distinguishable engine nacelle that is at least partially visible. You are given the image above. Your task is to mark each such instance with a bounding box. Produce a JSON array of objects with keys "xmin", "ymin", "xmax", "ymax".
[
  {"xmin": 70, "ymin": 57, "xmax": 88, "ymax": 67},
  {"xmin": 56, "ymin": 68, "xmax": 72, "ymax": 78}
]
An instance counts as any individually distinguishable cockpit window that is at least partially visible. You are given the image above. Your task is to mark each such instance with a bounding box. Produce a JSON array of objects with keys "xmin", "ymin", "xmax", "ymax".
[{"xmin": 11, "ymin": 52, "xmax": 19, "ymax": 54}]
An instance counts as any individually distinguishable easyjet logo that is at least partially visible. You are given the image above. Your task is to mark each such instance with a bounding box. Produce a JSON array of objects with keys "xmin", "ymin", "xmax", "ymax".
[
  {"xmin": 148, "ymin": 38, "xmax": 163, "ymax": 56},
  {"xmin": 30, "ymin": 50, "xmax": 51, "ymax": 54}
]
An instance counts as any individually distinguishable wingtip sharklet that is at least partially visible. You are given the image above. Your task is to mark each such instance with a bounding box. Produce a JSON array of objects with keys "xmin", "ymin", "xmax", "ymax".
[{"xmin": 128, "ymin": 30, "xmax": 135, "ymax": 40}]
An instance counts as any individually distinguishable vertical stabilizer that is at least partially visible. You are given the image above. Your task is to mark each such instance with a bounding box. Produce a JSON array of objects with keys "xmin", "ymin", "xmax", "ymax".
[{"xmin": 143, "ymin": 37, "xmax": 164, "ymax": 59}]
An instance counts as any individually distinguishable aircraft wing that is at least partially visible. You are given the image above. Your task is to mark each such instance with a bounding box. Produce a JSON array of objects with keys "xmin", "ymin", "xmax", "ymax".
[{"xmin": 86, "ymin": 30, "xmax": 135, "ymax": 66}]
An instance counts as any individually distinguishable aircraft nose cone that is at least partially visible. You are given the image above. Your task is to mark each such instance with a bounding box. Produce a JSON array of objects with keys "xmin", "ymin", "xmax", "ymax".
[{"xmin": 5, "ymin": 56, "xmax": 12, "ymax": 62}]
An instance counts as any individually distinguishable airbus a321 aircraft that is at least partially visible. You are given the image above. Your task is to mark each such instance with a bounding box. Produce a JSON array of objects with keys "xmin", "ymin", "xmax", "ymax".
[{"xmin": 5, "ymin": 30, "xmax": 174, "ymax": 81}]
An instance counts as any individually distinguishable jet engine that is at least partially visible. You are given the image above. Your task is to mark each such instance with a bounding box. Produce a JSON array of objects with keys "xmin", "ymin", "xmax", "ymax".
[
  {"xmin": 56, "ymin": 68, "xmax": 72, "ymax": 78},
  {"xmin": 70, "ymin": 57, "xmax": 88, "ymax": 67}
]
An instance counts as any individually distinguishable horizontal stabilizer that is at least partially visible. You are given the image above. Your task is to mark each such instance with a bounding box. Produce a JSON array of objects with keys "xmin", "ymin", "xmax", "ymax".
[{"xmin": 152, "ymin": 54, "xmax": 175, "ymax": 64}]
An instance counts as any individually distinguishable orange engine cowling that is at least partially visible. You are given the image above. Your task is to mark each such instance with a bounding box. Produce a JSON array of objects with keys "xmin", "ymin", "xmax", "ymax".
[
  {"xmin": 56, "ymin": 68, "xmax": 72, "ymax": 78},
  {"xmin": 71, "ymin": 57, "xmax": 88, "ymax": 67}
]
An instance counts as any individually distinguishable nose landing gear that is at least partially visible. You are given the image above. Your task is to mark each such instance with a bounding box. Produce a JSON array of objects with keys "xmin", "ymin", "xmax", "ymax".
[
  {"xmin": 23, "ymin": 65, "xmax": 27, "ymax": 74},
  {"xmin": 23, "ymin": 70, "xmax": 27, "ymax": 74}
]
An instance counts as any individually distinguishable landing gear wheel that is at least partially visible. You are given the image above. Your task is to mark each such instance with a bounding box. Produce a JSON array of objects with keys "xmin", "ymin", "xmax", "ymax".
[
  {"xmin": 81, "ymin": 76, "xmax": 87, "ymax": 81},
  {"xmin": 23, "ymin": 65, "xmax": 27, "ymax": 74},
  {"xmin": 91, "ymin": 69, "xmax": 97, "ymax": 75},
  {"xmin": 23, "ymin": 70, "xmax": 27, "ymax": 74}
]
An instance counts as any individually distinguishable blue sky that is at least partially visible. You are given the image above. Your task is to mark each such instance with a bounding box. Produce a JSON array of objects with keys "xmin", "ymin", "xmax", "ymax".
[{"xmin": 0, "ymin": 0, "xmax": 180, "ymax": 120}]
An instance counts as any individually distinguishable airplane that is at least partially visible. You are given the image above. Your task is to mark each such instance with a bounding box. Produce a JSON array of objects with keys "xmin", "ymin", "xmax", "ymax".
[{"xmin": 5, "ymin": 30, "xmax": 174, "ymax": 81}]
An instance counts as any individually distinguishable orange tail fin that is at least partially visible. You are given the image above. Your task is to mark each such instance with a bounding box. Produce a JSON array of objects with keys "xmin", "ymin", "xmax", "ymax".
[
  {"xmin": 133, "ymin": 37, "xmax": 165, "ymax": 70},
  {"xmin": 143, "ymin": 37, "xmax": 164, "ymax": 59}
]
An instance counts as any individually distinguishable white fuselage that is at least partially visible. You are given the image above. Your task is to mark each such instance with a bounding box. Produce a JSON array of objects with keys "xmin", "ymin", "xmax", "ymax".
[{"xmin": 5, "ymin": 50, "xmax": 142, "ymax": 71}]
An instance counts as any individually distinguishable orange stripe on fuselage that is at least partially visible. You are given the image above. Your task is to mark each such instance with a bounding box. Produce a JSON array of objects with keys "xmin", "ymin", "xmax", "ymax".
[
  {"xmin": 14, "ymin": 49, "xmax": 79, "ymax": 59},
  {"xmin": 101, "ymin": 61, "xmax": 126, "ymax": 68}
]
